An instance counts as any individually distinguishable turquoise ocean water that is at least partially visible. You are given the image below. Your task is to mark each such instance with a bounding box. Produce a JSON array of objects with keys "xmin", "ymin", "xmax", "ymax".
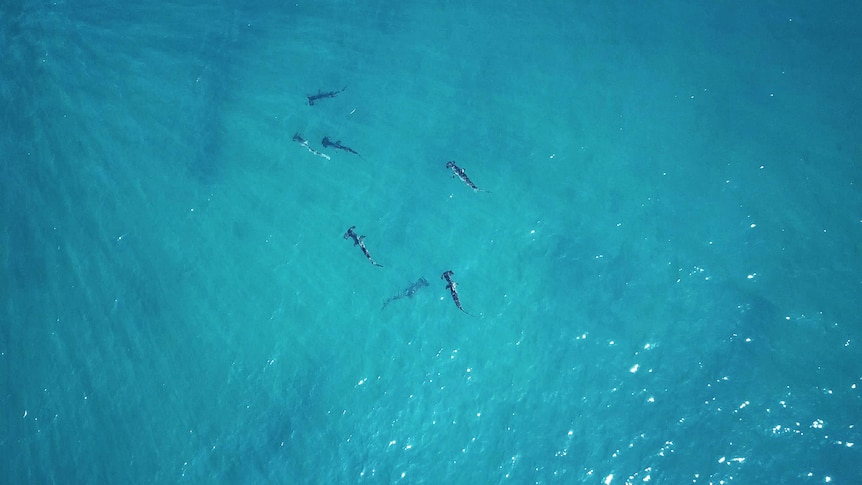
[{"xmin": 2, "ymin": 1, "xmax": 861, "ymax": 483}]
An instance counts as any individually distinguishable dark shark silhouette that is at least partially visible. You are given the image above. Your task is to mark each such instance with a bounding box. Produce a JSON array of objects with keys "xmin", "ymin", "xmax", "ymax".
[
  {"xmin": 446, "ymin": 161, "xmax": 488, "ymax": 192},
  {"xmin": 322, "ymin": 137, "xmax": 363, "ymax": 159},
  {"xmin": 382, "ymin": 277, "xmax": 429, "ymax": 310},
  {"xmin": 344, "ymin": 226, "xmax": 383, "ymax": 267},
  {"xmin": 441, "ymin": 270, "xmax": 475, "ymax": 316},
  {"xmin": 307, "ymin": 86, "xmax": 346, "ymax": 106}
]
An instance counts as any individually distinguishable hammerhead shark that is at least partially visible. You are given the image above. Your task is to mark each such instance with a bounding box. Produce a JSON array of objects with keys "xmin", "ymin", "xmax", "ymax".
[
  {"xmin": 382, "ymin": 277, "xmax": 429, "ymax": 310},
  {"xmin": 292, "ymin": 133, "xmax": 330, "ymax": 160},
  {"xmin": 446, "ymin": 161, "xmax": 488, "ymax": 192},
  {"xmin": 322, "ymin": 137, "xmax": 363, "ymax": 159},
  {"xmin": 307, "ymin": 86, "xmax": 346, "ymax": 106},
  {"xmin": 441, "ymin": 270, "xmax": 475, "ymax": 316},
  {"xmin": 343, "ymin": 225, "xmax": 383, "ymax": 267}
]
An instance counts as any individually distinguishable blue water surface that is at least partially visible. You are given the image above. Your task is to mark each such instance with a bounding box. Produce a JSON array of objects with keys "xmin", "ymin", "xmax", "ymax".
[{"xmin": 2, "ymin": 1, "xmax": 861, "ymax": 483}]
